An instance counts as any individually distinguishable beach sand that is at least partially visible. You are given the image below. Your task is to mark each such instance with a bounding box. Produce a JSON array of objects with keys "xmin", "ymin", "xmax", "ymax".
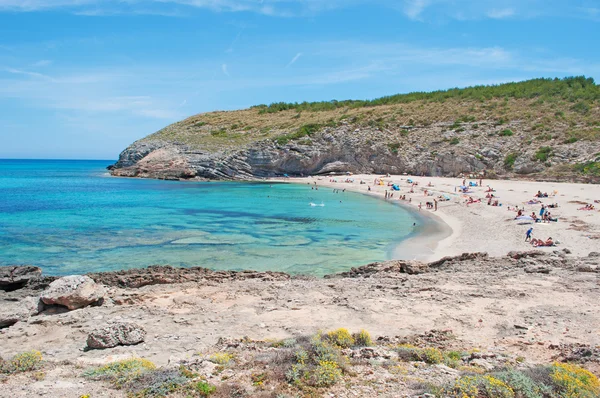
[{"xmin": 276, "ymin": 174, "xmax": 600, "ymax": 261}]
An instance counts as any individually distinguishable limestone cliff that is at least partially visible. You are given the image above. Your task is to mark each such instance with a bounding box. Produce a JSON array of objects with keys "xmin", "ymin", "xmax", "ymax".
[{"xmin": 110, "ymin": 78, "xmax": 600, "ymax": 182}]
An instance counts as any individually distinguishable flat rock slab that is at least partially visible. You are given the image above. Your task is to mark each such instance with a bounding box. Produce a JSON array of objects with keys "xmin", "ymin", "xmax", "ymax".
[
  {"xmin": 0, "ymin": 266, "xmax": 42, "ymax": 291},
  {"xmin": 40, "ymin": 275, "xmax": 106, "ymax": 310},
  {"xmin": 86, "ymin": 323, "xmax": 146, "ymax": 349},
  {"xmin": 0, "ymin": 297, "xmax": 44, "ymax": 328}
]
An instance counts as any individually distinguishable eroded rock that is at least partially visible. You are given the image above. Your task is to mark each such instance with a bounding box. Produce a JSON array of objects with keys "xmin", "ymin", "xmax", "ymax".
[
  {"xmin": 86, "ymin": 323, "xmax": 146, "ymax": 349},
  {"xmin": 40, "ymin": 275, "xmax": 106, "ymax": 310}
]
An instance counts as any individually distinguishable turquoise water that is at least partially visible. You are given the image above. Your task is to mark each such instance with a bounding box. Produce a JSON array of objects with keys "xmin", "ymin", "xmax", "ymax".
[{"xmin": 0, "ymin": 159, "xmax": 418, "ymax": 276}]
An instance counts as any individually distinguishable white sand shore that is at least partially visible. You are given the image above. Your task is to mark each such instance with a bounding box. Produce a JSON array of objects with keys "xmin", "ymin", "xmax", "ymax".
[{"xmin": 274, "ymin": 175, "xmax": 600, "ymax": 261}]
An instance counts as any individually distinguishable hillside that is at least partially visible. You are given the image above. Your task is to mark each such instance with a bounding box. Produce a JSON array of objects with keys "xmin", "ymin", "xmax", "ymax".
[{"xmin": 110, "ymin": 77, "xmax": 600, "ymax": 182}]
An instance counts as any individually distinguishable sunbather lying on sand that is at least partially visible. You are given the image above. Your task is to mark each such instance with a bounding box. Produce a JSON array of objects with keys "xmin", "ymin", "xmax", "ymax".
[
  {"xmin": 579, "ymin": 204, "xmax": 595, "ymax": 210},
  {"xmin": 531, "ymin": 237, "xmax": 555, "ymax": 247}
]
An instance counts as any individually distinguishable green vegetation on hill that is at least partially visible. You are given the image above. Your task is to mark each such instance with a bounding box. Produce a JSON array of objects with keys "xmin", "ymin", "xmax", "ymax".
[{"xmin": 253, "ymin": 76, "xmax": 598, "ymax": 114}]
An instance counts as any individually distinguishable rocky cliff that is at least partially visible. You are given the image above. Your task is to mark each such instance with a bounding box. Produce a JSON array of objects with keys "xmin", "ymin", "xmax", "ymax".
[{"xmin": 110, "ymin": 78, "xmax": 600, "ymax": 182}]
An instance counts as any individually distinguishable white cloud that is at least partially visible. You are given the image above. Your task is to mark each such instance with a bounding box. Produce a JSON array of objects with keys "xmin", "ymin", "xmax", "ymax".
[
  {"xmin": 286, "ymin": 52, "xmax": 302, "ymax": 68},
  {"xmin": 402, "ymin": 0, "xmax": 430, "ymax": 20},
  {"xmin": 221, "ymin": 63, "xmax": 229, "ymax": 76},
  {"xmin": 487, "ymin": 8, "xmax": 515, "ymax": 19},
  {"xmin": 31, "ymin": 59, "xmax": 53, "ymax": 67}
]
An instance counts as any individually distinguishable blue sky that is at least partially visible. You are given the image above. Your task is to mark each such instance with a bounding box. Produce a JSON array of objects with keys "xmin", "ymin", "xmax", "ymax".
[{"xmin": 0, "ymin": 1, "xmax": 598, "ymax": 160}]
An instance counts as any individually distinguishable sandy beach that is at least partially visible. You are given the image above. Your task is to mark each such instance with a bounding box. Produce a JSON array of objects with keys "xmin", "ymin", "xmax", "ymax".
[{"xmin": 275, "ymin": 175, "xmax": 600, "ymax": 262}]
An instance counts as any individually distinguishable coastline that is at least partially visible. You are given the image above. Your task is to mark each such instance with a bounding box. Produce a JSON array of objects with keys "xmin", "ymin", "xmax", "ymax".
[{"xmin": 271, "ymin": 174, "xmax": 600, "ymax": 261}]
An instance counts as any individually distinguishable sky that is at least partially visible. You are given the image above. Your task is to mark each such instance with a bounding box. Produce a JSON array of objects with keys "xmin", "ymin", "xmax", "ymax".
[{"xmin": 0, "ymin": 1, "xmax": 599, "ymax": 160}]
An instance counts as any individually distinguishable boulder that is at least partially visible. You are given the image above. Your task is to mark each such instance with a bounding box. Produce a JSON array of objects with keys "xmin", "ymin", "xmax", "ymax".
[
  {"xmin": 0, "ymin": 297, "xmax": 43, "ymax": 328},
  {"xmin": 0, "ymin": 266, "xmax": 42, "ymax": 291},
  {"xmin": 86, "ymin": 323, "xmax": 146, "ymax": 349},
  {"xmin": 40, "ymin": 275, "xmax": 106, "ymax": 310}
]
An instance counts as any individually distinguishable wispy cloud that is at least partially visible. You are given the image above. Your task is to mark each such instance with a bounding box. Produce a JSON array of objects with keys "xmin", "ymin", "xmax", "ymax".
[
  {"xmin": 402, "ymin": 0, "xmax": 430, "ymax": 20},
  {"xmin": 221, "ymin": 63, "xmax": 229, "ymax": 76},
  {"xmin": 487, "ymin": 8, "xmax": 515, "ymax": 19},
  {"xmin": 286, "ymin": 52, "xmax": 302, "ymax": 68},
  {"xmin": 30, "ymin": 59, "xmax": 53, "ymax": 67}
]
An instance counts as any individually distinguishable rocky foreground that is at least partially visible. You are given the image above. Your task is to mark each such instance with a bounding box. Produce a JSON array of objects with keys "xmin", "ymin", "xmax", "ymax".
[{"xmin": 1, "ymin": 250, "xmax": 599, "ymax": 397}]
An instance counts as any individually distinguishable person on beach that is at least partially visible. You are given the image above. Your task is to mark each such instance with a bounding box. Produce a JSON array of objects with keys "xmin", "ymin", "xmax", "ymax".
[
  {"xmin": 434, "ymin": 199, "xmax": 438, "ymax": 211},
  {"xmin": 418, "ymin": 202, "xmax": 422, "ymax": 211},
  {"xmin": 525, "ymin": 227, "xmax": 533, "ymax": 242}
]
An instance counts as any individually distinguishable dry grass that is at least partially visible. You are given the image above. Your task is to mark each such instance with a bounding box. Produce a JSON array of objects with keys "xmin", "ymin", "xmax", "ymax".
[{"xmin": 145, "ymin": 98, "xmax": 599, "ymax": 151}]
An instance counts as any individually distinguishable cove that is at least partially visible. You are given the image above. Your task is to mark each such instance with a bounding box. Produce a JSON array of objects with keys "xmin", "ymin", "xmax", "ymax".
[{"xmin": 0, "ymin": 159, "xmax": 419, "ymax": 277}]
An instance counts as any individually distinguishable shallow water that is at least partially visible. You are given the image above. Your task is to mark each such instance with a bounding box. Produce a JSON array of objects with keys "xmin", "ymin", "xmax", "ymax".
[{"xmin": 0, "ymin": 160, "xmax": 419, "ymax": 276}]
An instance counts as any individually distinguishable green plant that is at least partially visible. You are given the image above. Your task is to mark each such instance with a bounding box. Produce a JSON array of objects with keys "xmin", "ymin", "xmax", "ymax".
[
  {"xmin": 443, "ymin": 351, "xmax": 463, "ymax": 368},
  {"xmin": 573, "ymin": 161, "xmax": 600, "ymax": 176},
  {"xmin": 571, "ymin": 101, "xmax": 591, "ymax": 114},
  {"xmin": 210, "ymin": 129, "xmax": 228, "ymax": 137},
  {"xmin": 550, "ymin": 362, "xmax": 600, "ymax": 397},
  {"xmin": 83, "ymin": 358, "xmax": 157, "ymax": 388},
  {"xmin": 534, "ymin": 146, "xmax": 553, "ymax": 162},
  {"xmin": 209, "ymin": 352, "xmax": 235, "ymax": 366},
  {"xmin": 313, "ymin": 361, "xmax": 342, "ymax": 387},
  {"xmin": 187, "ymin": 380, "xmax": 216, "ymax": 397},
  {"xmin": 449, "ymin": 375, "xmax": 515, "ymax": 398},
  {"xmin": 325, "ymin": 328, "xmax": 354, "ymax": 348},
  {"xmin": 419, "ymin": 348, "xmax": 444, "ymax": 364},
  {"xmin": 449, "ymin": 137, "xmax": 460, "ymax": 145},
  {"xmin": 499, "ymin": 129, "xmax": 514, "ymax": 137},
  {"xmin": 505, "ymin": 152, "xmax": 519, "ymax": 169},
  {"xmin": 251, "ymin": 372, "xmax": 267, "ymax": 386},
  {"xmin": 352, "ymin": 330, "xmax": 373, "ymax": 347},
  {"xmin": 495, "ymin": 369, "xmax": 549, "ymax": 398},
  {"xmin": 0, "ymin": 351, "xmax": 43, "ymax": 374},
  {"xmin": 388, "ymin": 142, "xmax": 401, "ymax": 154}
]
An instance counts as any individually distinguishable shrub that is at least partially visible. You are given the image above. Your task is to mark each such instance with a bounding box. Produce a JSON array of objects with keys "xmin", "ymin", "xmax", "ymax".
[
  {"xmin": 313, "ymin": 361, "xmax": 342, "ymax": 387},
  {"xmin": 534, "ymin": 147, "xmax": 553, "ymax": 162},
  {"xmin": 451, "ymin": 375, "xmax": 480, "ymax": 397},
  {"xmin": 573, "ymin": 161, "xmax": 600, "ymax": 176},
  {"xmin": 550, "ymin": 362, "xmax": 600, "ymax": 397},
  {"xmin": 388, "ymin": 142, "xmax": 401, "ymax": 154},
  {"xmin": 286, "ymin": 332, "xmax": 349, "ymax": 388},
  {"xmin": 325, "ymin": 328, "xmax": 354, "ymax": 348},
  {"xmin": 449, "ymin": 137, "xmax": 460, "ymax": 145},
  {"xmin": 187, "ymin": 380, "xmax": 216, "ymax": 397},
  {"xmin": 499, "ymin": 129, "xmax": 514, "ymax": 137},
  {"xmin": 443, "ymin": 351, "xmax": 463, "ymax": 368},
  {"xmin": 209, "ymin": 352, "xmax": 235, "ymax": 366},
  {"xmin": 571, "ymin": 101, "xmax": 591, "ymax": 114},
  {"xmin": 0, "ymin": 351, "xmax": 43, "ymax": 374},
  {"xmin": 210, "ymin": 129, "xmax": 228, "ymax": 137},
  {"xmin": 504, "ymin": 153, "xmax": 518, "ymax": 169},
  {"xmin": 352, "ymin": 330, "xmax": 373, "ymax": 347},
  {"xmin": 494, "ymin": 369, "xmax": 549, "ymax": 398},
  {"xmin": 83, "ymin": 358, "xmax": 156, "ymax": 388},
  {"xmin": 125, "ymin": 368, "xmax": 189, "ymax": 397},
  {"xmin": 449, "ymin": 375, "xmax": 515, "ymax": 398},
  {"xmin": 482, "ymin": 375, "xmax": 515, "ymax": 398},
  {"xmin": 275, "ymin": 123, "xmax": 322, "ymax": 145}
]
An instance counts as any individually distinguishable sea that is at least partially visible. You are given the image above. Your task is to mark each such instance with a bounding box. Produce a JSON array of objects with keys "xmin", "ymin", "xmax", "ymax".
[{"xmin": 0, "ymin": 159, "xmax": 419, "ymax": 276}]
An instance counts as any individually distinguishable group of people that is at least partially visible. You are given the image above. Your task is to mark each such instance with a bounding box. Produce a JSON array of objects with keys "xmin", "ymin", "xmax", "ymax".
[{"xmin": 525, "ymin": 227, "xmax": 555, "ymax": 247}]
